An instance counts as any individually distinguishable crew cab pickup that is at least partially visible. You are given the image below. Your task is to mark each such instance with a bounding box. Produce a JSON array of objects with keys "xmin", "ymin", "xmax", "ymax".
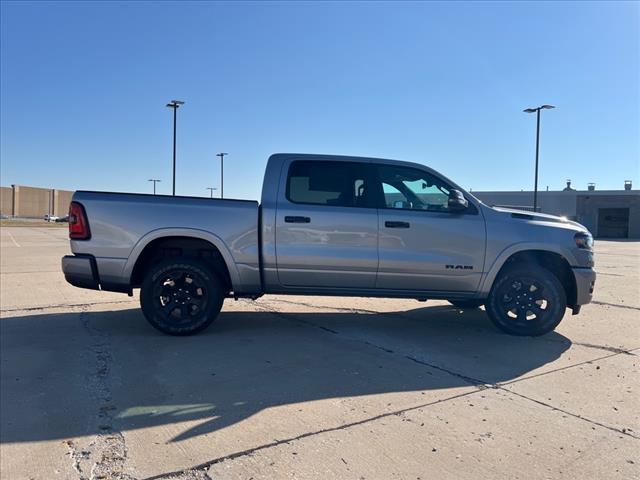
[{"xmin": 62, "ymin": 153, "xmax": 596, "ymax": 336}]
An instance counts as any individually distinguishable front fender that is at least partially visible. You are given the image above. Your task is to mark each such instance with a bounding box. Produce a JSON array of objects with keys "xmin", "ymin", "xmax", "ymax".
[
  {"xmin": 122, "ymin": 227, "xmax": 242, "ymax": 291},
  {"xmin": 478, "ymin": 242, "xmax": 577, "ymax": 295}
]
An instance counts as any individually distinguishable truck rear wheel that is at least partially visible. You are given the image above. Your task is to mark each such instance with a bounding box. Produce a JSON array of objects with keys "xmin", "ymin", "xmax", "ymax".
[
  {"xmin": 486, "ymin": 265, "xmax": 566, "ymax": 336},
  {"xmin": 140, "ymin": 258, "xmax": 225, "ymax": 335}
]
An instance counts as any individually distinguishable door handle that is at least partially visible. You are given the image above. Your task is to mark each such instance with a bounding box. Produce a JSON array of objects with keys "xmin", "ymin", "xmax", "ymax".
[
  {"xmin": 385, "ymin": 221, "xmax": 410, "ymax": 228},
  {"xmin": 285, "ymin": 216, "xmax": 311, "ymax": 223}
]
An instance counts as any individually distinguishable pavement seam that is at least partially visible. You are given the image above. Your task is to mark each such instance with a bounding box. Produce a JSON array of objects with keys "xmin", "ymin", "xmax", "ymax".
[
  {"xmin": 499, "ymin": 388, "xmax": 640, "ymax": 440},
  {"xmin": 591, "ymin": 300, "xmax": 640, "ymax": 311},
  {"xmin": 498, "ymin": 349, "xmax": 638, "ymax": 387},
  {"xmin": 257, "ymin": 300, "xmax": 640, "ymax": 441},
  {"xmin": 251, "ymin": 300, "xmax": 488, "ymax": 387},
  {"xmin": 143, "ymin": 333, "xmax": 638, "ymax": 480},
  {"xmin": 261, "ymin": 297, "xmax": 382, "ymax": 315},
  {"xmin": 0, "ymin": 299, "xmax": 137, "ymax": 314},
  {"xmin": 570, "ymin": 342, "xmax": 637, "ymax": 355},
  {"xmin": 141, "ymin": 389, "xmax": 481, "ymax": 480},
  {"xmin": 258, "ymin": 297, "xmax": 637, "ymax": 365}
]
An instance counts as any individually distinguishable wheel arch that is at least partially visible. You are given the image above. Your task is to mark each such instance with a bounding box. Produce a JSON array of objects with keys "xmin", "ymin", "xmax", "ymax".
[
  {"xmin": 124, "ymin": 228, "xmax": 241, "ymax": 292},
  {"xmin": 481, "ymin": 245, "xmax": 577, "ymax": 307}
]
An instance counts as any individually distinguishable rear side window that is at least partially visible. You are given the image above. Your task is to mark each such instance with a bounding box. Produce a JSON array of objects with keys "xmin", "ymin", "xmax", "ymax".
[{"xmin": 286, "ymin": 161, "xmax": 371, "ymax": 207}]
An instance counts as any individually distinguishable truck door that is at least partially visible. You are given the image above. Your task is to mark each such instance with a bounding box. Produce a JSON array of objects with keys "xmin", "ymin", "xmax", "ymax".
[
  {"xmin": 372, "ymin": 163, "xmax": 486, "ymax": 292},
  {"xmin": 275, "ymin": 159, "xmax": 379, "ymax": 289}
]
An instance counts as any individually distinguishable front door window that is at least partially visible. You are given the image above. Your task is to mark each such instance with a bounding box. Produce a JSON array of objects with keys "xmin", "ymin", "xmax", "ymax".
[{"xmin": 378, "ymin": 165, "xmax": 452, "ymax": 212}]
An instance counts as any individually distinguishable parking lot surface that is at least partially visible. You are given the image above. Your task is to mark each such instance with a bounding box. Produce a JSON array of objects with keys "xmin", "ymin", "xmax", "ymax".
[{"xmin": 0, "ymin": 226, "xmax": 638, "ymax": 479}]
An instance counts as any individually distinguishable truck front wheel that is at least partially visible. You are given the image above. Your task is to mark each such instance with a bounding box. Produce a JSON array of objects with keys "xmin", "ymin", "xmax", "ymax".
[
  {"xmin": 140, "ymin": 258, "xmax": 225, "ymax": 335},
  {"xmin": 486, "ymin": 265, "xmax": 566, "ymax": 336}
]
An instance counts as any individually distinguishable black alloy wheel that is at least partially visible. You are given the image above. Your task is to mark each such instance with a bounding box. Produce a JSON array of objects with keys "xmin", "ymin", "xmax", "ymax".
[
  {"xmin": 140, "ymin": 258, "xmax": 224, "ymax": 335},
  {"xmin": 486, "ymin": 265, "xmax": 566, "ymax": 336}
]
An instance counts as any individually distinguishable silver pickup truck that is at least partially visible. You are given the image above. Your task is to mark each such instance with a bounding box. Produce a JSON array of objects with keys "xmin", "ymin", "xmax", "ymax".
[{"xmin": 62, "ymin": 153, "xmax": 596, "ymax": 336}]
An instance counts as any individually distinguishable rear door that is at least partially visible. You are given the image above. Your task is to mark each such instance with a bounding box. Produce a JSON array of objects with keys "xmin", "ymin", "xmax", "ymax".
[
  {"xmin": 275, "ymin": 159, "xmax": 379, "ymax": 288},
  {"xmin": 372, "ymin": 163, "xmax": 486, "ymax": 292}
]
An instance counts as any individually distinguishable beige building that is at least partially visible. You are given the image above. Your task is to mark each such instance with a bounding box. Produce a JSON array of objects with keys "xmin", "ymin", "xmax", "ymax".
[
  {"xmin": 474, "ymin": 184, "xmax": 640, "ymax": 239},
  {"xmin": 0, "ymin": 185, "xmax": 74, "ymax": 218}
]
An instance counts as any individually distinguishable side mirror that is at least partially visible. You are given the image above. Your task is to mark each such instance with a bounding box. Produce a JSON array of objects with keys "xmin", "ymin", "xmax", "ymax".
[{"xmin": 448, "ymin": 190, "xmax": 468, "ymax": 212}]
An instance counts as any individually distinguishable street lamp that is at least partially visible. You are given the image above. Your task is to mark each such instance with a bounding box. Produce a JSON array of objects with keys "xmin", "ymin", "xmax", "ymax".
[
  {"xmin": 216, "ymin": 152, "xmax": 228, "ymax": 198},
  {"xmin": 206, "ymin": 187, "xmax": 218, "ymax": 198},
  {"xmin": 148, "ymin": 179, "xmax": 161, "ymax": 195},
  {"xmin": 523, "ymin": 104, "xmax": 555, "ymax": 211},
  {"xmin": 166, "ymin": 100, "xmax": 185, "ymax": 195}
]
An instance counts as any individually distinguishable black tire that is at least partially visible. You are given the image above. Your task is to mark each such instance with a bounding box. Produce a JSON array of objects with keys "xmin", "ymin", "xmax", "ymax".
[
  {"xmin": 486, "ymin": 265, "xmax": 567, "ymax": 336},
  {"xmin": 449, "ymin": 299, "xmax": 484, "ymax": 309},
  {"xmin": 140, "ymin": 258, "xmax": 225, "ymax": 335}
]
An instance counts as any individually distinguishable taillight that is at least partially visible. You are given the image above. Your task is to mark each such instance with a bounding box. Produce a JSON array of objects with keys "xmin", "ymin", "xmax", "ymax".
[{"xmin": 68, "ymin": 202, "xmax": 91, "ymax": 240}]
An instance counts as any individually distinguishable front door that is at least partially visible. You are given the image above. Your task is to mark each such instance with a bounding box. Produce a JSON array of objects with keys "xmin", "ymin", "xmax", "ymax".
[
  {"xmin": 372, "ymin": 163, "xmax": 486, "ymax": 293},
  {"xmin": 275, "ymin": 159, "xmax": 379, "ymax": 289}
]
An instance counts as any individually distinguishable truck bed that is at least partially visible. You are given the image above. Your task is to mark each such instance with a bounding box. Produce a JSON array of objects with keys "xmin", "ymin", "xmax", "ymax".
[{"xmin": 70, "ymin": 191, "xmax": 260, "ymax": 293}]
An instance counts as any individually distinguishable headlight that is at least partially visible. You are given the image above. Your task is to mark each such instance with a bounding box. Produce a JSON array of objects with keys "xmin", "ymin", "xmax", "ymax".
[{"xmin": 574, "ymin": 232, "xmax": 594, "ymax": 250}]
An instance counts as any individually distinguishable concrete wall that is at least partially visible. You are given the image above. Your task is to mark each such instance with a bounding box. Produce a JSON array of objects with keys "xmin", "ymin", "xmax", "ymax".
[
  {"xmin": 0, "ymin": 186, "xmax": 12, "ymax": 216},
  {"xmin": 473, "ymin": 191, "xmax": 578, "ymax": 217},
  {"xmin": 0, "ymin": 185, "xmax": 74, "ymax": 218},
  {"xmin": 54, "ymin": 189, "xmax": 74, "ymax": 216},
  {"xmin": 12, "ymin": 186, "xmax": 51, "ymax": 218},
  {"xmin": 577, "ymin": 194, "xmax": 640, "ymax": 239},
  {"xmin": 474, "ymin": 189, "xmax": 640, "ymax": 238}
]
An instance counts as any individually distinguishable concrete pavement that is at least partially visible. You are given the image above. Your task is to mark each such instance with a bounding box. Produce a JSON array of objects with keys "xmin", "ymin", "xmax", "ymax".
[{"xmin": 0, "ymin": 227, "xmax": 638, "ymax": 479}]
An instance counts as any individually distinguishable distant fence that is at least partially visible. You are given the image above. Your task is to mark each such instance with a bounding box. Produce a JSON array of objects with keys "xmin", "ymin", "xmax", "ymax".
[{"xmin": 0, "ymin": 185, "xmax": 74, "ymax": 218}]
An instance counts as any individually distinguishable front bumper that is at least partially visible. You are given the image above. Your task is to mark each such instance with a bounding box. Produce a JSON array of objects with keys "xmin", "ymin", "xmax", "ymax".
[
  {"xmin": 61, "ymin": 255, "xmax": 99, "ymax": 290},
  {"xmin": 573, "ymin": 267, "xmax": 596, "ymax": 306}
]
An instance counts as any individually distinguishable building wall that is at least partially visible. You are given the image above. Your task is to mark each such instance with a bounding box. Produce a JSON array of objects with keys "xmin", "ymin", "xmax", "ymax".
[
  {"xmin": 0, "ymin": 185, "xmax": 74, "ymax": 218},
  {"xmin": 54, "ymin": 189, "xmax": 74, "ymax": 216},
  {"xmin": 473, "ymin": 191, "xmax": 578, "ymax": 217},
  {"xmin": 577, "ymin": 194, "xmax": 640, "ymax": 239},
  {"xmin": 12, "ymin": 185, "xmax": 51, "ymax": 218},
  {"xmin": 0, "ymin": 186, "xmax": 12, "ymax": 216}
]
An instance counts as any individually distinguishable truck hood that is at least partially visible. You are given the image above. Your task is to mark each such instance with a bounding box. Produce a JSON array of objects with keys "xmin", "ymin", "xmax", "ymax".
[{"xmin": 489, "ymin": 206, "xmax": 588, "ymax": 232}]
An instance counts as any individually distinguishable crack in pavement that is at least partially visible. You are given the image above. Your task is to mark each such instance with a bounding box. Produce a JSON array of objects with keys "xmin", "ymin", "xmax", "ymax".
[
  {"xmin": 504, "ymin": 389, "xmax": 640, "ymax": 440},
  {"xmin": 262, "ymin": 302, "xmax": 489, "ymax": 388},
  {"xmin": 64, "ymin": 307, "xmax": 135, "ymax": 480},
  {"xmin": 142, "ymin": 389, "xmax": 480, "ymax": 480},
  {"xmin": 571, "ymin": 342, "xmax": 638, "ymax": 355},
  {"xmin": 258, "ymin": 300, "xmax": 639, "ymax": 440},
  {"xmin": 129, "ymin": 298, "xmax": 638, "ymax": 479},
  {"xmin": 499, "ymin": 349, "xmax": 637, "ymax": 386},
  {"xmin": 1, "ymin": 299, "xmax": 137, "ymax": 314},
  {"xmin": 261, "ymin": 297, "xmax": 382, "ymax": 315},
  {"xmin": 591, "ymin": 300, "xmax": 640, "ymax": 311},
  {"xmin": 260, "ymin": 297, "xmax": 636, "ymax": 360}
]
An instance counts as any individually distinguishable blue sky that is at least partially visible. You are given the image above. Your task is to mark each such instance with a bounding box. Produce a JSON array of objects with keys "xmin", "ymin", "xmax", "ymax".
[{"xmin": 1, "ymin": 1, "xmax": 638, "ymax": 199}]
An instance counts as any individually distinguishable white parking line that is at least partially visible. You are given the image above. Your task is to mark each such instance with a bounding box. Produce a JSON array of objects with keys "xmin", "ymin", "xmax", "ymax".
[{"xmin": 7, "ymin": 232, "xmax": 21, "ymax": 247}]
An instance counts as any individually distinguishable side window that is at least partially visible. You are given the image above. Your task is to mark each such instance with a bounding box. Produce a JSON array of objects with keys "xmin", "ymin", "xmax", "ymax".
[
  {"xmin": 286, "ymin": 161, "xmax": 370, "ymax": 207},
  {"xmin": 377, "ymin": 165, "xmax": 452, "ymax": 212}
]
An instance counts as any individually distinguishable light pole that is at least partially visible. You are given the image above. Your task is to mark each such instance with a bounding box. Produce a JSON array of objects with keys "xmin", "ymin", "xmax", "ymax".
[
  {"xmin": 216, "ymin": 152, "xmax": 228, "ymax": 198},
  {"xmin": 206, "ymin": 187, "xmax": 218, "ymax": 198},
  {"xmin": 523, "ymin": 104, "xmax": 555, "ymax": 212},
  {"xmin": 148, "ymin": 179, "xmax": 161, "ymax": 195},
  {"xmin": 166, "ymin": 100, "xmax": 185, "ymax": 195}
]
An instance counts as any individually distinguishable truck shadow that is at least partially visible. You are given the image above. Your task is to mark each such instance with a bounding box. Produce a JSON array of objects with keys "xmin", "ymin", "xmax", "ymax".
[{"xmin": 0, "ymin": 303, "xmax": 572, "ymax": 445}]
